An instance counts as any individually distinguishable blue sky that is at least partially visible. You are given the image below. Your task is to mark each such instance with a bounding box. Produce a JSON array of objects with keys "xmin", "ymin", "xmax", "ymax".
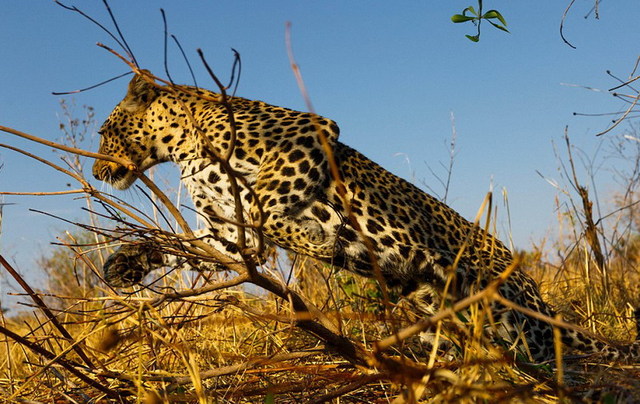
[{"xmin": 1, "ymin": 1, "xmax": 639, "ymax": 293}]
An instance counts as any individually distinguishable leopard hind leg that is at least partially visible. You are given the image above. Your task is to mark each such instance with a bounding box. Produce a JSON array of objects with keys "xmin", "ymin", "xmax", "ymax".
[{"xmin": 404, "ymin": 282, "xmax": 459, "ymax": 359}]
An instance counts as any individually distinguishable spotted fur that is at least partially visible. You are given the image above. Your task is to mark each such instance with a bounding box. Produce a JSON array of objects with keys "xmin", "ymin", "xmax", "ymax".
[{"xmin": 93, "ymin": 73, "xmax": 639, "ymax": 363}]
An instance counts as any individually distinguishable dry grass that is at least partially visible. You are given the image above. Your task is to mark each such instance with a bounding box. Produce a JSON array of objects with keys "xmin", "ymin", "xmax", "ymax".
[{"xmin": 2, "ymin": 219, "xmax": 640, "ymax": 403}]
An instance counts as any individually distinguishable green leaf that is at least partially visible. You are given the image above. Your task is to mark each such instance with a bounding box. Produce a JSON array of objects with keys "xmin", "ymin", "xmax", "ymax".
[
  {"xmin": 484, "ymin": 9, "xmax": 507, "ymax": 26},
  {"xmin": 464, "ymin": 6, "xmax": 477, "ymax": 16},
  {"xmin": 482, "ymin": 10, "xmax": 499, "ymax": 19},
  {"xmin": 465, "ymin": 34, "xmax": 480, "ymax": 42},
  {"xmin": 451, "ymin": 14, "xmax": 476, "ymax": 23},
  {"xmin": 488, "ymin": 20, "xmax": 510, "ymax": 33}
]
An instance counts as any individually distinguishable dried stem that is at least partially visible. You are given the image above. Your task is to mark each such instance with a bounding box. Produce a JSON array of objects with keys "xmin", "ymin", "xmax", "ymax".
[
  {"xmin": 0, "ymin": 125, "xmax": 136, "ymax": 170},
  {"xmin": 563, "ymin": 132, "xmax": 608, "ymax": 292},
  {"xmin": 0, "ymin": 255, "xmax": 96, "ymax": 369}
]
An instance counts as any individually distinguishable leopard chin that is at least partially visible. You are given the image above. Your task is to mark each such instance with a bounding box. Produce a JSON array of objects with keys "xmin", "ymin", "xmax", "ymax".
[
  {"xmin": 97, "ymin": 164, "xmax": 137, "ymax": 190},
  {"xmin": 110, "ymin": 171, "xmax": 138, "ymax": 190}
]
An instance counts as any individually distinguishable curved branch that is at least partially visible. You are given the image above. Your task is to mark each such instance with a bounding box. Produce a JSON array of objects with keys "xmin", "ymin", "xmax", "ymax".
[{"xmin": 560, "ymin": 0, "xmax": 577, "ymax": 49}]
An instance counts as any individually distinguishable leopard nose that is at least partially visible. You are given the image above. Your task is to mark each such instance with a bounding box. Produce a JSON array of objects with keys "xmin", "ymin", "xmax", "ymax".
[{"xmin": 92, "ymin": 161, "xmax": 106, "ymax": 181}]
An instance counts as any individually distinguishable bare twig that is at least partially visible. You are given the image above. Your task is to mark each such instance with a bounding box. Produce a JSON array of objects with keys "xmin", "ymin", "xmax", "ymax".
[
  {"xmin": 196, "ymin": 48, "xmax": 249, "ymax": 253},
  {"xmin": 0, "ymin": 126, "xmax": 136, "ymax": 170},
  {"xmin": 172, "ymin": 34, "xmax": 198, "ymax": 87},
  {"xmin": 100, "ymin": 0, "xmax": 138, "ymax": 67},
  {"xmin": 560, "ymin": 0, "xmax": 578, "ymax": 49},
  {"xmin": 160, "ymin": 9, "xmax": 175, "ymax": 85},
  {"xmin": 52, "ymin": 71, "xmax": 133, "ymax": 95},
  {"xmin": 596, "ymin": 94, "xmax": 640, "ymax": 136},
  {"xmin": 55, "ymin": 0, "xmax": 135, "ymax": 65},
  {"xmin": 284, "ymin": 21, "xmax": 395, "ymax": 329}
]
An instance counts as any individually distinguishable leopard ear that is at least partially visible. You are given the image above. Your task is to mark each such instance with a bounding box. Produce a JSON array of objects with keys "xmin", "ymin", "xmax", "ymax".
[{"xmin": 121, "ymin": 70, "xmax": 159, "ymax": 112}]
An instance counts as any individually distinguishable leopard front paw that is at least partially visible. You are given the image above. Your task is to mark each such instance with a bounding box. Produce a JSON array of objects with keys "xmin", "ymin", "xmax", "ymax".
[{"xmin": 103, "ymin": 243, "xmax": 164, "ymax": 287}]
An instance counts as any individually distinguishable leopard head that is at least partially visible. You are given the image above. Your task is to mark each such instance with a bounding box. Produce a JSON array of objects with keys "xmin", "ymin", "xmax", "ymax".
[{"xmin": 92, "ymin": 71, "xmax": 164, "ymax": 189}]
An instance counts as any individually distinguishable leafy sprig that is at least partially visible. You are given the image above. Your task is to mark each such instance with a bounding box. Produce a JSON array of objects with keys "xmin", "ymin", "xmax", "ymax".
[{"xmin": 451, "ymin": 1, "xmax": 508, "ymax": 42}]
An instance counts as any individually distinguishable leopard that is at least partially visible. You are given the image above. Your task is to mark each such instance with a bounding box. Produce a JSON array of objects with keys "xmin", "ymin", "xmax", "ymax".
[{"xmin": 92, "ymin": 71, "xmax": 640, "ymax": 363}]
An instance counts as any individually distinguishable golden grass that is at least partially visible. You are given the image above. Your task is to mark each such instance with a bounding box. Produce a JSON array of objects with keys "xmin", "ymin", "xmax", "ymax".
[{"xmin": 2, "ymin": 229, "xmax": 640, "ymax": 403}]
